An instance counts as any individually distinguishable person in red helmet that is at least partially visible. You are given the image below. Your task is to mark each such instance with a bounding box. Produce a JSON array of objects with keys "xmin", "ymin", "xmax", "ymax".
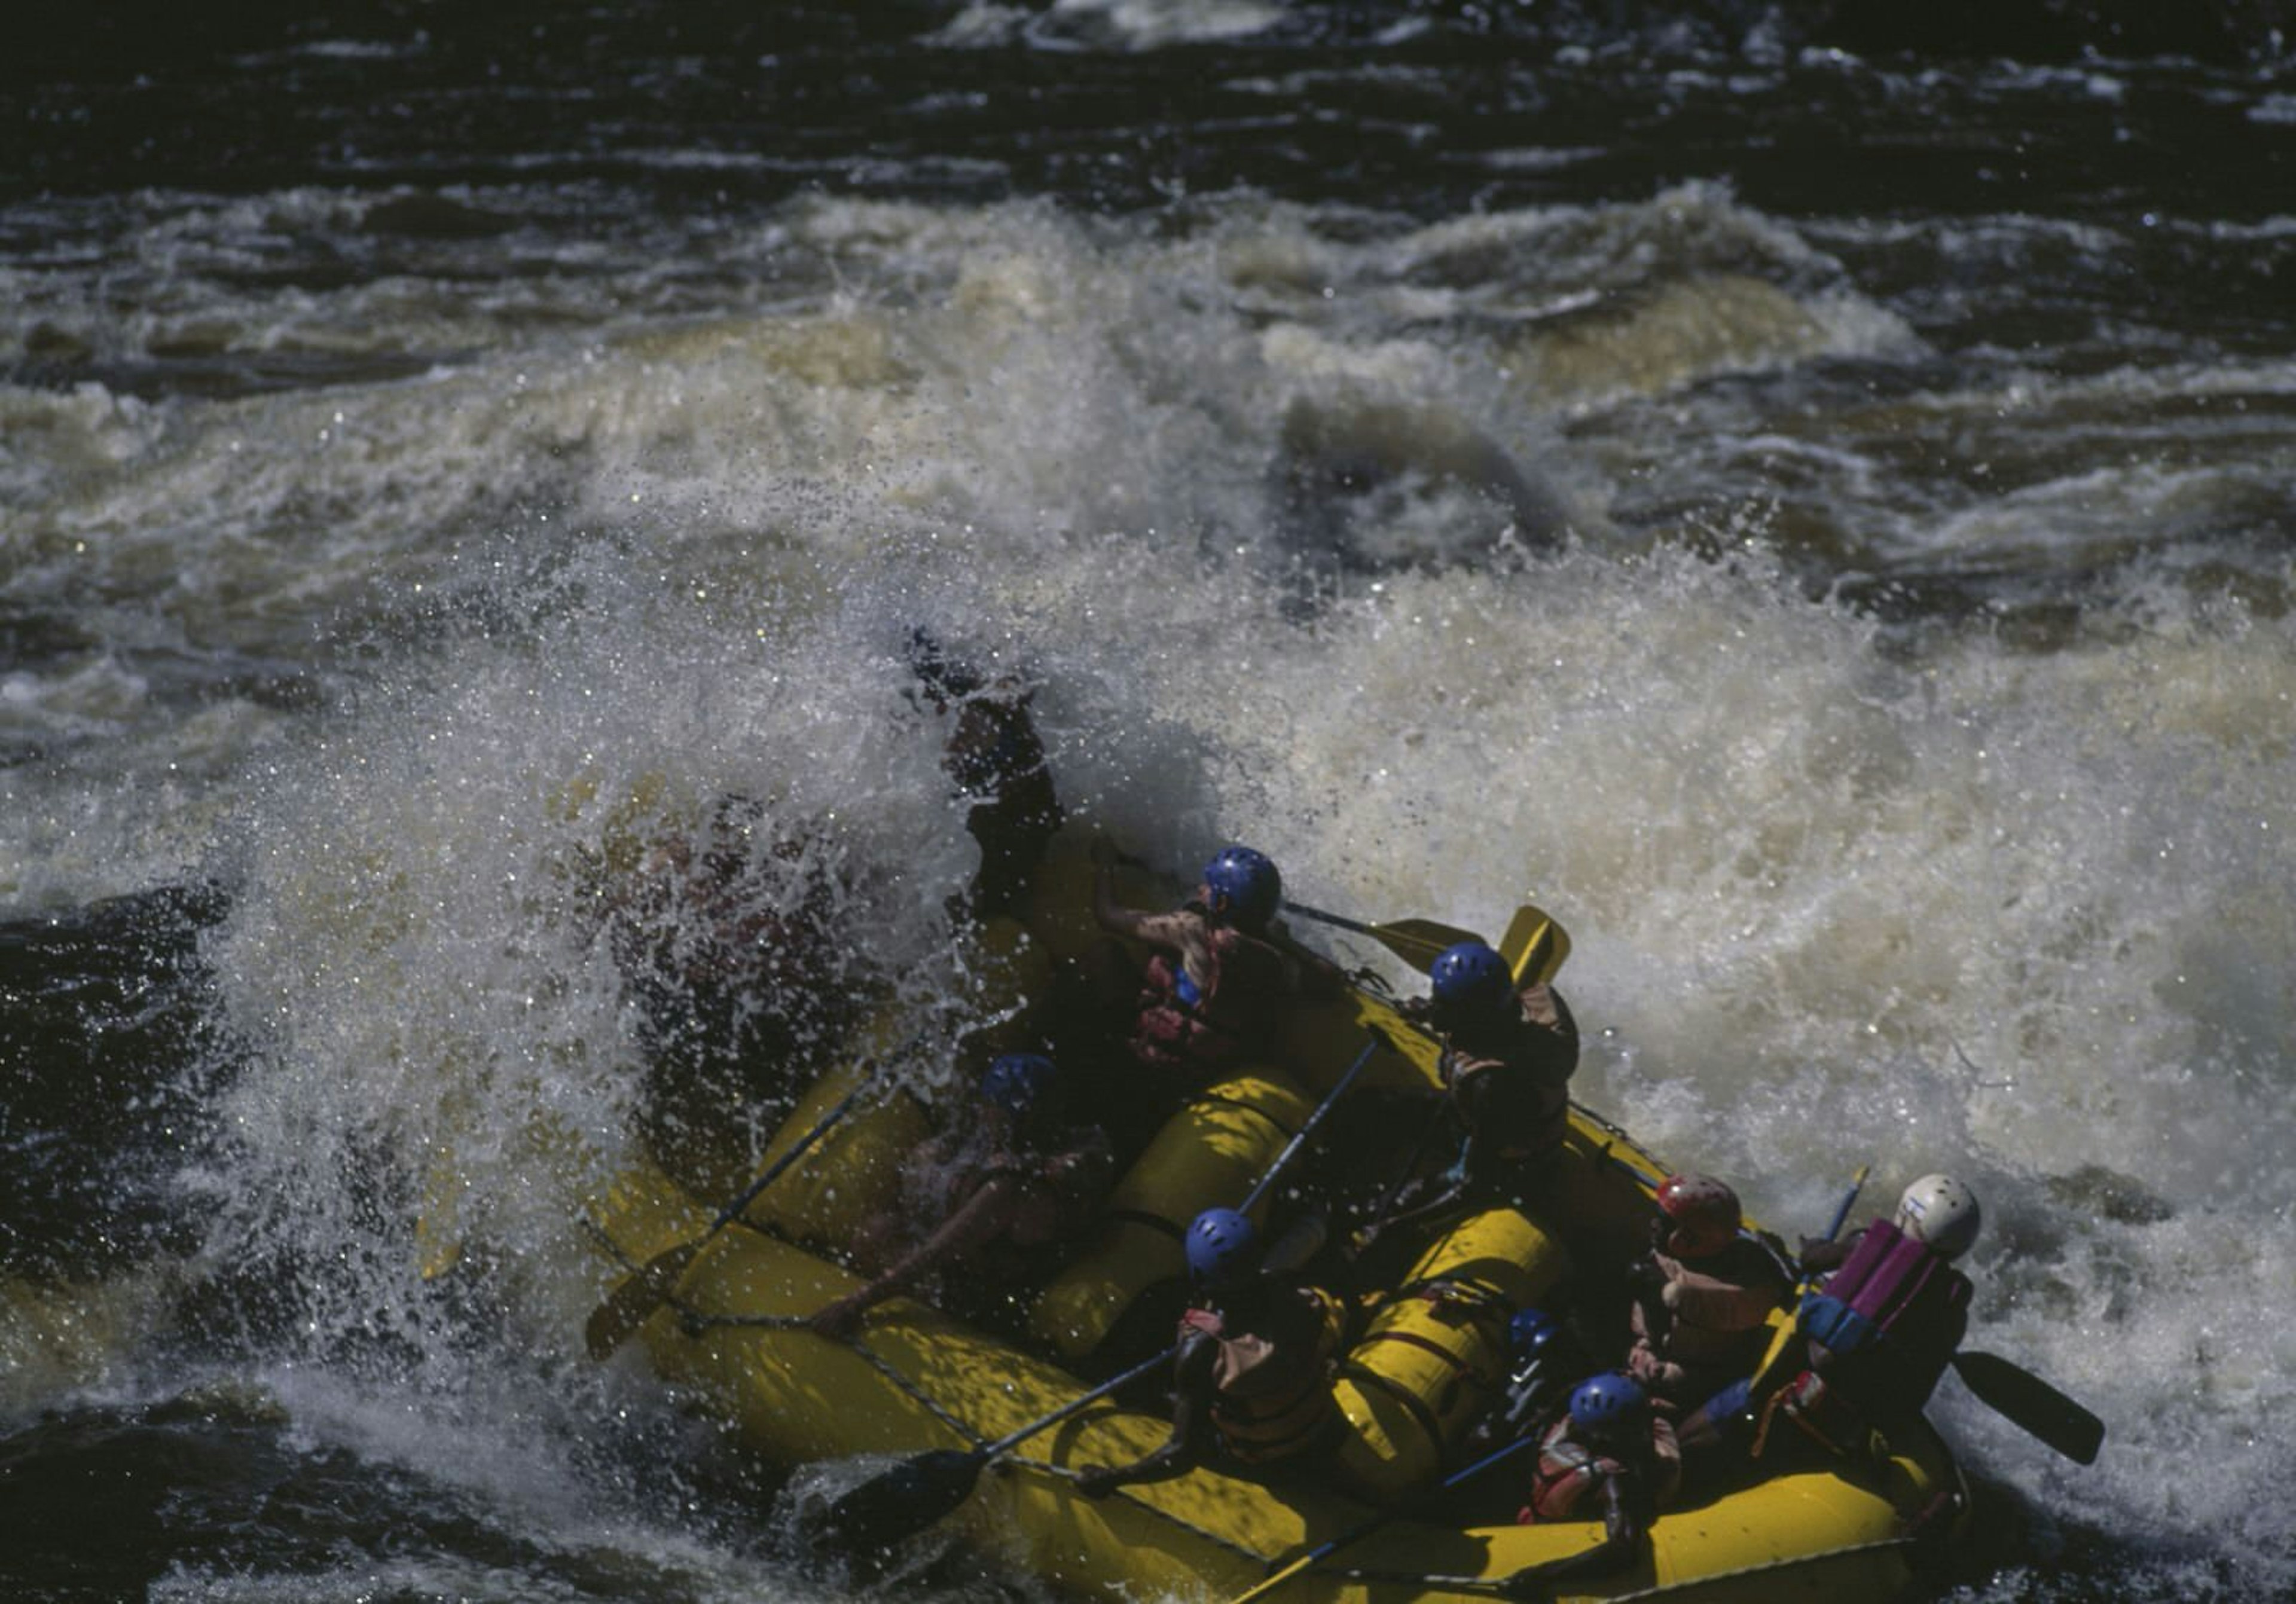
[{"xmin": 1622, "ymin": 1174, "xmax": 1791, "ymax": 1410}]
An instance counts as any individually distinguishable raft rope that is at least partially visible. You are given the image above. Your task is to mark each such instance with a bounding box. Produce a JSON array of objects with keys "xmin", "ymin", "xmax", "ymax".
[
  {"xmin": 596, "ymin": 1241, "xmax": 1929, "ymax": 1590},
  {"xmin": 666, "ymin": 1300, "xmax": 1272, "ymax": 1565}
]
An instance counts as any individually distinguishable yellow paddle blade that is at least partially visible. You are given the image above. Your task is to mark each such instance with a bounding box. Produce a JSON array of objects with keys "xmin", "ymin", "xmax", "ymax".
[
  {"xmin": 414, "ymin": 1145, "xmax": 465, "ymax": 1281},
  {"xmin": 1498, "ymin": 904, "xmax": 1570, "ymax": 983},
  {"xmin": 582, "ymin": 1239, "xmax": 700, "ymax": 1361}
]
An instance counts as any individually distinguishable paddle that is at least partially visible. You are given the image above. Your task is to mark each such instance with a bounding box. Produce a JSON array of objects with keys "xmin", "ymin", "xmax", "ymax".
[
  {"xmin": 1280, "ymin": 902, "xmax": 1486, "ymax": 973},
  {"xmin": 807, "ymin": 1343, "xmax": 1174, "ymax": 1556},
  {"xmin": 1951, "ymin": 1349, "xmax": 2104, "ymax": 1465},
  {"xmin": 584, "ymin": 1066, "xmax": 880, "ymax": 1361},
  {"xmin": 1497, "ymin": 903, "xmax": 1570, "ymax": 986},
  {"xmin": 812, "ymin": 1033, "xmax": 1387, "ymax": 1559},
  {"xmin": 1237, "ymin": 1032, "xmax": 1382, "ymax": 1214},
  {"xmin": 1098, "ymin": 836, "xmax": 1561, "ymax": 983},
  {"xmin": 1804, "ymin": 1165, "xmax": 1871, "ymax": 1276},
  {"xmin": 1225, "ymin": 1432, "xmax": 1543, "ymax": 1604}
]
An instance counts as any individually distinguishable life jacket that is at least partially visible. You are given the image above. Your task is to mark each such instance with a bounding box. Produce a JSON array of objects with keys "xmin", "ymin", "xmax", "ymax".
[
  {"xmin": 1524, "ymin": 1414, "xmax": 1682, "ymax": 1524},
  {"xmin": 1179, "ymin": 1284, "xmax": 1348, "ymax": 1465},
  {"xmin": 1131, "ymin": 915, "xmax": 1286, "ymax": 1081},
  {"xmin": 1628, "ymin": 1238, "xmax": 1791, "ymax": 1401},
  {"xmin": 1437, "ymin": 985, "xmax": 1577, "ymax": 1162},
  {"xmin": 1796, "ymin": 1218, "xmax": 1971, "ymax": 1410}
]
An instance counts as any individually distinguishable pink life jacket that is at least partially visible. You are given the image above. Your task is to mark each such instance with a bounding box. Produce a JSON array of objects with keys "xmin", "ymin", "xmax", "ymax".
[{"xmin": 1797, "ymin": 1218, "xmax": 1971, "ymax": 1409}]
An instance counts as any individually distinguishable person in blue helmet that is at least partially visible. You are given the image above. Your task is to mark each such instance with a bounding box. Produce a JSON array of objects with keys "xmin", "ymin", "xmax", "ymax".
[
  {"xmin": 1502, "ymin": 1372, "xmax": 1683, "ymax": 1597},
  {"xmin": 1355, "ymin": 939, "xmax": 1580, "ymax": 1251},
  {"xmin": 1075, "ymin": 1207, "xmax": 1351, "ymax": 1496},
  {"xmin": 808, "ymin": 1052, "xmax": 1112, "ymax": 1339},
  {"xmin": 1089, "ymin": 839, "xmax": 1336, "ymax": 1107}
]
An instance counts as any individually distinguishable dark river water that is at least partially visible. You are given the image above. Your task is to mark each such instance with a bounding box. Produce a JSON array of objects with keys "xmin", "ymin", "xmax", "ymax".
[{"xmin": 4, "ymin": 4, "xmax": 2293, "ymax": 1601}]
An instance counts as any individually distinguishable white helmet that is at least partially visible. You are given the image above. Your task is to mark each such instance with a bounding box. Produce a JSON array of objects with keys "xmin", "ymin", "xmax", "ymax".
[{"xmin": 1894, "ymin": 1174, "xmax": 1981, "ymax": 1260}]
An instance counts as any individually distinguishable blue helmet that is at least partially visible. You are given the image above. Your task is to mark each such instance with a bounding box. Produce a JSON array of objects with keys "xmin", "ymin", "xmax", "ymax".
[
  {"xmin": 1568, "ymin": 1373, "xmax": 1648, "ymax": 1438},
  {"xmin": 981, "ymin": 1053, "xmax": 1060, "ymax": 1119},
  {"xmin": 1507, "ymin": 1307, "xmax": 1563, "ymax": 1370},
  {"xmin": 1430, "ymin": 940, "xmax": 1512, "ymax": 1017},
  {"xmin": 1202, "ymin": 845, "xmax": 1281, "ymax": 930},
  {"xmin": 1185, "ymin": 1207, "xmax": 1259, "ymax": 1288}
]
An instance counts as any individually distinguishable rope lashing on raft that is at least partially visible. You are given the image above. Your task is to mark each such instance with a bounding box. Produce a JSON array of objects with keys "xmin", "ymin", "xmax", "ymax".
[{"xmin": 668, "ymin": 1301, "xmax": 1275, "ymax": 1564}]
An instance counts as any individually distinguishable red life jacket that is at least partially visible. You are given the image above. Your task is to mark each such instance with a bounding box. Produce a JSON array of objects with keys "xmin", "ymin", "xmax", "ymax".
[
  {"xmin": 1178, "ymin": 1285, "xmax": 1347, "ymax": 1465},
  {"xmin": 1525, "ymin": 1414, "xmax": 1681, "ymax": 1523},
  {"xmin": 1131, "ymin": 918, "xmax": 1286, "ymax": 1081}
]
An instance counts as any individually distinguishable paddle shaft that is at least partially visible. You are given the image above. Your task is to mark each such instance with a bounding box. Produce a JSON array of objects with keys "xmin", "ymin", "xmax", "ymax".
[
  {"xmin": 819, "ymin": 1028, "xmax": 1387, "ymax": 1551},
  {"xmin": 924, "ymin": 1032, "xmax": 1379, "ymax": 1462},
  {"xmin": 584, "ymin": 1061, "xmax": 884, "ymax": 1360},
  {"xmin": 1279, "ymin": 902, "xmax": 1382, "ymax": 939},
  {"xmin": 1820, "ymin": 1165, "xmax": 1871, "ymax": 1247},
  {"xmin": 707, "ymin": 1069, "xmax": 875, "ymax": 1235},
  {"xmin": 974, "ymin": 1344, "xmax": 1178, "ymax": 1461},
  {"xmin": 1239, "ymin": 1034, "xmax": 1382, "ymax": 1215}
]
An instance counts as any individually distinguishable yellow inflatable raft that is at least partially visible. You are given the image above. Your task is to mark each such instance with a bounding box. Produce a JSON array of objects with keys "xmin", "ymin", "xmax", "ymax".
[{"xmin": 580, "ymin": 833, "xmax": 1968, "ymax": 1602}]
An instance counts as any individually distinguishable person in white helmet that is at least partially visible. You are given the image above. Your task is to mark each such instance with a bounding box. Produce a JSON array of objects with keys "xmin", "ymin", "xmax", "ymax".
[
  {"xmin": 1800, "ymin": 1172, "xmax": 1983, "ymax": 1272},
  {"xmin": 1732, "ymin": 1172, "xmax": 1983, "ymax": 1464}
]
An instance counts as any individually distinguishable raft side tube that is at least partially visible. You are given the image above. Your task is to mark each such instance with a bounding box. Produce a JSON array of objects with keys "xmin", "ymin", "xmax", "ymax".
[
  {"xmin": 587, "ymin": 1134, "xmax": 1965, "ymax": 1604},
  {"xmin": 1333, "ymin": 1205, "xmax": 1571, "ymax": 1503},
  {"xmin": 746, "ymin": 1021, "xmax": 934, "ymax": 1248},
  {"xmin": 1030, "ymin": 1068, "xmax": 1315, "ymax": 1359}
]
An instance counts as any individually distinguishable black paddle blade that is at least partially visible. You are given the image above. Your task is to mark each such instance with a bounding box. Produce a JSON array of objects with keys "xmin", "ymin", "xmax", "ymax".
[
  {"xmin": 1953, "ymin": 1349, "xmax": 2105, "ymax": 1465},
  {"xmin": 810, "ymin": 1447, "xmax": 988, "ymax": 1559}
]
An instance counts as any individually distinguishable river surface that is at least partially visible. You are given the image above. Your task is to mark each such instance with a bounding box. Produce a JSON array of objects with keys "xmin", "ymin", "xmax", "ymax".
[{"xmin": 4, "ymin": 4, "xmax": 2294, "ymax": 1600}]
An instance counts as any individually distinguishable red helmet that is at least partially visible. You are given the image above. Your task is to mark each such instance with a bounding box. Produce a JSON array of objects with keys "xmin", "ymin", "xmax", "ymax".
[{"xmin": 1654, "ymin": 1174, "xmax": 1741, "ymax": 1257}]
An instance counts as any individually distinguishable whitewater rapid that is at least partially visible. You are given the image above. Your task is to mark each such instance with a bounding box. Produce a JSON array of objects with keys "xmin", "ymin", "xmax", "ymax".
[{"xmin": 5, "ymin": 179, "xmax": 2293, "ymax": 1600}]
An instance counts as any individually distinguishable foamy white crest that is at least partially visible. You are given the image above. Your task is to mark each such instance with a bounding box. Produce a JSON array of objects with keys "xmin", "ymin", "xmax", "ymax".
[{"xmin": 8, "ymin": 172, "xmax": 2294, "ymax": 1599}]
